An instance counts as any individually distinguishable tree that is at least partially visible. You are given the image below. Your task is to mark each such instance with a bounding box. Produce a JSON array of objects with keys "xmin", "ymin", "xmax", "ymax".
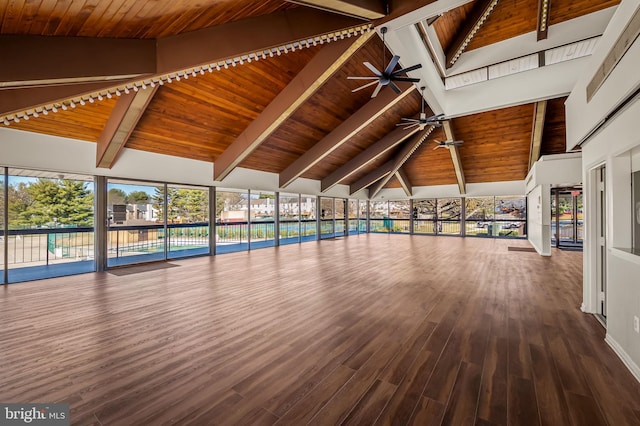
[
  {"xmin": 127, "ymin": 190, "xmax": 150, "ymax": 204},
  {"xmin": 16, "ymin": 179, "xmax": 93, "ymax": 227},
  {"xmin": 108, "ymin": 188, "xmax": 127, "ymax": 206},
  {"xmin": 7, "ymin": 182, "xmax": 32, "ymax": 227},
  {"xmin": 153, "ymin": 187, "xmax": 208, "ymax": 223}
]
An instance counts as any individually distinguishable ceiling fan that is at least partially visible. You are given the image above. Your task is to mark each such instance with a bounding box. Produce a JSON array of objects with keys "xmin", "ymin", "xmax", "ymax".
[
  {"xmin": 433, "ymin": 140, "xmax": 464, "ymax": 150},
  {"xmin": 348, "ymin": 27, "xmax": 422, "ymax": 98},
  {"xmin": 397, "ymin": 86, "xmax": 446, "ymax": 130}
]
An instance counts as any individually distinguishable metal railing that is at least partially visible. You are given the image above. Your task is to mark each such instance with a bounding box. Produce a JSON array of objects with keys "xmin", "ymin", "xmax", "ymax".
[{"xmin": 1, "ymin": 227, "xmax": 94, "ymax": 267}]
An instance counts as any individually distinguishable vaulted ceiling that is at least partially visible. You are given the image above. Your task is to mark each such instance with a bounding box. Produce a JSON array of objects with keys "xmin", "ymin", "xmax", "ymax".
[{"xmin": 1, "ymin": 0, "xmax": 620, "ymax": 197}]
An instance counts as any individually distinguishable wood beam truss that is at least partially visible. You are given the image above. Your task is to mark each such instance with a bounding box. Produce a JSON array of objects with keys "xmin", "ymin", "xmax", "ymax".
[
  {"xmin": 96, "ymin": 87, "xmax": 158, "ymax": 168},
  {"xmin": 529, "ymin": 100, "xmax": 547, "ymax": 170},
  {"xmin": 395, "ymin": 167, "xmax": 413, "ymax": 196},
  {"xmin": 280, "ymin": 83, "xmax": 416, "ymax": 188},
  {"xmin": 214, "ymin": 32, "xmax": 374, "ymax": 181},
  {"xmin": 366, "ymin": 125, "xmax": 435, "ymax": 198},
  {"xmin": 445, "ymin": 0, "xmax": 500, "ymax": 68},
  {"xmin": 537, "ymin": 0, "xmax": 551, "ymax": 41},
  {"xmin": 320, "ymin": 122, "xmax": 420, "ymax": 192},
  {"xmin": 285, "ymin": 0, "xmax": 386, "ymax": 20},
  {"xmin": 442, "ymin": 120, "xmax": 466, "ymax": 195}
]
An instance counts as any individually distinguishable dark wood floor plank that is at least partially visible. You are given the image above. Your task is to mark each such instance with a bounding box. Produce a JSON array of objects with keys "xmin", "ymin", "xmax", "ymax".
[
  {"xmin": 565, "ymin": 392, "xmax": 607, "ymax": 426},
  {"xmin": 409, "ymin": 396, "xmax": 445, "ymax": 425},
  {"xmin": 0, "ymin": 235, "xmax": 638, "ymax": 426},
  {"xmin": 441, "ymin": 361, "xmax": 483, "ymax": 426},
  {"xmin": 507, "ymin": 376, "xmax": 540, "ymax": 426},
  {"xmin": 529, "ymin": 343, "xmax": 571, "ymax": 426}
]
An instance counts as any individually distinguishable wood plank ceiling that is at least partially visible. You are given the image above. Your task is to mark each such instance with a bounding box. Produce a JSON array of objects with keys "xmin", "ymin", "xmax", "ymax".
[{"xmin": 2, "ymin": 0, "xmax": 614, "ymax": 197}]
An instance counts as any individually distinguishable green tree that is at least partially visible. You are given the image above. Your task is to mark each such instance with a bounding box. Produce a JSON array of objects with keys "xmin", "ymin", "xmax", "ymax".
[
  {"xmin": 17, "ymin": 179, "xmax": 93, "ymax": 227},
  {"xmin": 127, "ymin": 190, "xmax": 150, "ymax": 204},
  {"xmin": 108, "ymin": 188, "xmax": 127, "ymax": 206},
  {"xmin": 7, "ymin": 182, "xmax": 32, "ymax": 227}
]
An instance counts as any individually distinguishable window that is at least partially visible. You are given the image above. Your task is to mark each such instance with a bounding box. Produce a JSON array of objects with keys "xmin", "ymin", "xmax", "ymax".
[
  {"xmin": 279, "ymin": 193, "xmax": 300, "ymax": 245},
  {"xmin": 216, "ymin": 189, "xmax": 248, "ymax": 253},
  {"xmin": 250, "ymin": 191, "xmax": 275, "ymax": 249},
  {"xmin": 413, "ymin": 199, "xmax": 437, "ymax": 234},
  {"xmin": 166, "ymin": 184, "xmax": 209, "ymax": 258},
  {"xmin": 335, "ymin": 198, "xmax": 346, "ymax": 237},
  {"xmin": 299, "ymin": 195, "xmax": 317, "ymax": 242},
  {"xmin": 7, "ymin": 169, "xmax": 95, "ymax": 281},
  {"xmin": 495, "ymin": 196, "xmax": 527, "ymax": 238},
  {"xmin": 348, "ymin": 199, "xmax": 359, "ymax": 234},
  {"xmin": 107, "ymin": 179, "xmax": 163, "ymax": 266},
  {"xmin": 437, "ymin": 198, "xmax": 462, "ymax": 235},
  {"xmin": 358, "ymin": 200, "xmax": 368, "ymax": 232},
  {"xmin": 369, "ymin": 201, "xmax": 389, "ymax": 233},
  {"xmin": 389, "ymin": 200, "xmax": 410, "ymax": 233},
  {"xmin": 465, "ymin": 197, "xmax": 495, "ymax": 237},
  {"xmin": 320, "ymin": 197, "xmax": 334, "ymax": 239}
]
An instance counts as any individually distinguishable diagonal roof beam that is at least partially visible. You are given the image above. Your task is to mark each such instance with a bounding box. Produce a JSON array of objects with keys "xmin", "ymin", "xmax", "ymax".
[
  {"xmin": 96, "ymin": 86, "xmax": 158, "ymax": 169},
  {"xmin": 280, "ymin": 82, "xmax": 416, "ymax": 188},
  {"xmin": 214, "ymin": 32, "xmax": 374, "ymax": 181},
  {"xmin": 395, "ymin": 167, "xmax": 413, "ymax": 197},
  {"xmin": 445, "ymin": 0, "xmax": 500, "ymax": 68},
  {"xmin": 369, "ymin": 126, "xmax": 435, "ymax": 198},
  {"xmin": 349, "ymin": 160, "xmax": 394, "ymax": 195},
  {"xmin": 529, "ymin": 100, "xmax": 547, "ymax": 170},
  {"xmin": 537, "ymin": 0, "xmax": 551, "ymax": 41},
  {"xmin": 285, "ymin": 0, "xmax": 386, "ymax": 20},
  {"xmin": 2, "ymin": 8, "xmax": 366, "ymax": 118},
  {"xmin": 321, "ymin": 121, "xmax": 420, "ymax": 192},
  {"xmin": 443, "ymin": 120, "xmax": 466, "ymax": 194}
]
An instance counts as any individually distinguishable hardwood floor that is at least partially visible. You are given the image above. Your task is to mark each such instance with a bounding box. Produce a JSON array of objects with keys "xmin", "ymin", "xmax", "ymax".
[{"xmin": 1, "ymin": 234, "xmax": 639, "ymax": 425}]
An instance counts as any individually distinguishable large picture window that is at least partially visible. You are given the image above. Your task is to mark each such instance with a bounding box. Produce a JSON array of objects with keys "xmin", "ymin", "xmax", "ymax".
[
  {"xmin": 437, "ymin": 198, "xmax": 462, "ymax": 235},
  {"xmin": 7, "ymin": 169, "xmax": 95, "ymax": 281},
  {"xmin": 216, "ymin": 189, "xmax": 248, "ymax": 253}
]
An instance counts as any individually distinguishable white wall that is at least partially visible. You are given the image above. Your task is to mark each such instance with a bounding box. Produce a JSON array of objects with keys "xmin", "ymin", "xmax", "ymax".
[
  {"xmin": 527, "ymin": 184, "xmax": 551, "ymax": 256},
  {"xmin": 373, "ymin": 180, "xmax": 526, "ymax": 200},
  {"xmin": 568, "ymin": 0, "xmax": 640, "ymax": 382},
  {"xmin": 0, "ymin": 127, "xmax": 367, "ymax": 199}
]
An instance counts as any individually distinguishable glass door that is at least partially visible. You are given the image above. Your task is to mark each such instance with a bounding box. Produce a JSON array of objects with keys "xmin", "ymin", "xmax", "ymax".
[{"xmin": 551, "ymin": 188, "xmax": 583, "ymax": 249}]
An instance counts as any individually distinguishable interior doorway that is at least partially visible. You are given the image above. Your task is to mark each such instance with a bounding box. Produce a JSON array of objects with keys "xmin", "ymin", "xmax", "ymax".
[{"xmin": 551, "ymin": 187, "xmax": 584, "ymax": 250}]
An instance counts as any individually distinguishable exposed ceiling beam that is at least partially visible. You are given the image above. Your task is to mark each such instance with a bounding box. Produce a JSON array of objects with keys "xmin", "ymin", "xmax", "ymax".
[
  {"xmin": 214, "ymin": 32, "xmax": 374, "ymax": 182},
  {"xmin": 285, "ymin": 0, "xmax": 386, "ymax": 20},
  {"xmin": 395, "ymin": 167, "xmax": 413, "ymax": 196},
  {"xmin": 443, "ymin": 120, "xmax": 466, "ymax": 194},
  {"xmin": 321, "ymin": 122, "xmax": 419, "ymax": 192},
  {"xmin": 1, "ymin": 8, "xmax": 367, "ymax": 118},
  {"xmin": 368, "ymin": 125, "xmax": 434, "ymax": 198},
  {"xmin": 0, "ymin": 80, "xmax": 132, "ymax": 118},
  {"xmin": 445, "ymin": 0, "xmax": 500, "ymax": 68},
  {"xmin": 280, "ymin": 82, "xmax": 416, "ymax": 188},
  {"xmin": 96, "ymin": 86, "xmax": 158, "ymax": 169},
  {"xmin": 0, "ymin": 36, "xmax": 155, "ymax": 90},
  {"xmin": 537, "ymin": 0, "xmax": 551, "ymax": 41},
  {"xmin": 349, "ymin": 160, "xmax": 394, "ymax": 195},
  {"xmin": 529, "ymin": 100, "xmax": 547, "ymax": 170},
  {"xmin": 156, "ymin": 8, "xmax": 366, "ymax": 75}
]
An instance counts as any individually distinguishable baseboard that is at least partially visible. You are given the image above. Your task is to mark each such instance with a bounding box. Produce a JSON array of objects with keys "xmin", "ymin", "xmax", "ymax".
[
  {"xmin": 527, "ymin": 238, "xmax": 551, "ymax": 257},
  {"xmin": 605, "ymin": 333, "xmax": 640, "ymax": 384}
]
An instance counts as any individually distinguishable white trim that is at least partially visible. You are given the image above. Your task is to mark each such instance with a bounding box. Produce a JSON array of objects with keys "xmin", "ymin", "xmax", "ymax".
[{"xmin": 605, "ymin": 333, "xmax": 640, "ymax": 383}]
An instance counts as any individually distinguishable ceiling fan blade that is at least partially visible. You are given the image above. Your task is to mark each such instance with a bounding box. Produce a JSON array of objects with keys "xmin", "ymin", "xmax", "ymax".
[
  {"xmin": 426, "ymin": 113, "xmax": 446, "ymax": 122},
  {"xmin": 347, "ymin": 76, "xmax": 379, "ymax": 80},
  {"xmin": 371, "ymin": 83, "xmax": 383, "ymax": 98},
  {"xmin": 392, "ymin": 77, "xmax": 421, "ymax": 82},
  {"xmin": 404, "ymin": 123, "xmax": 419, "ymax": 130},
  {"xmin": 363, "ymin": 62, "xmax": 382, "ymax": 77},
  {"xmin": 384, "ymin": 55, "xmax": 401, "ymax": 75},
  {"xmin": 388, "ymin": 81, "xmax": 402, "ymax": 94},
  {"xmin": 393, "ymin": 63, "xmax": 423, "ymax": 74},
  {"xmin": 433, "ymin": 145, "xmax": 443, "ymax": 150},
  {"xmin": 400, "ymin": 118, "xmax": 418, "ymax": 123},
  {"xmin": 352, "ymin": 80, "xmax": 379, "ymax": 93}
]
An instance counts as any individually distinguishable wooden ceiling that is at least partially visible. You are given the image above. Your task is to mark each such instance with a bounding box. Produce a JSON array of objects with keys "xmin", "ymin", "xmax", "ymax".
[
  {"xmin": 2, "ymin": 0, "xmax": 608, "ymax": 197},
  {"xmin": 433, "ymin": 0, "xmax": 620, "ymax": 53}
]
